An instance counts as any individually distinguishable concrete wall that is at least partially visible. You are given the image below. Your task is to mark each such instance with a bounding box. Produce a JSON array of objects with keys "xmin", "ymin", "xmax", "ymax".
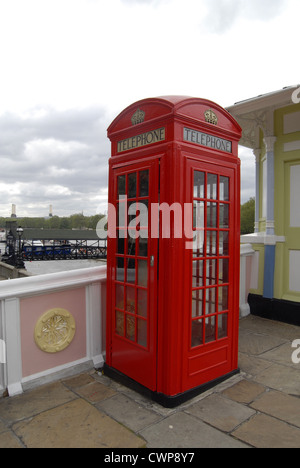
[
  {"xmin": 0, "ymin": 262, "xmax": 31, "ymax": 280},
  {"xmin": 0, "ymin": 266, "xmax": 106, "ymax": 396}
]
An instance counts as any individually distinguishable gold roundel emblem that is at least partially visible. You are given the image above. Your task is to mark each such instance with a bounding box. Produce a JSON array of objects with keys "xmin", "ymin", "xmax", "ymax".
[{"xmin": 34, "ymin": 308, "xmax": 76, "ymax": 353}]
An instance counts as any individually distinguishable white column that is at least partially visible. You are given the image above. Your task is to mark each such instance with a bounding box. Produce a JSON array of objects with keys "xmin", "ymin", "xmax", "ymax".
[
  {"xmin": 263, "ymin": 136, "xmax": 277, "ymax": 235},
  {"xmin": 253, "ymin": 149, "xmax": 261, "ymax": 233}
]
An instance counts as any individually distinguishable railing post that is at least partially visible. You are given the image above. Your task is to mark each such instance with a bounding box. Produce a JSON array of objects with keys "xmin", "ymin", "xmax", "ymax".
[
  {"xmin": 3, "ymin": 298, "xmax": 23, "ymax": 396},
  {"xmin": 86, "ymin": 282, "xmax": 104, "ymax": 368},
  {"xmin": 240, "ymin": 244, "xmax": 255, "ymax": 318}
]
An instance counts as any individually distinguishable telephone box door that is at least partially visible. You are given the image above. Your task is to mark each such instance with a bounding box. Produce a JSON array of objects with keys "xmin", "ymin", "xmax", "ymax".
[
  {"xmin": 184, "ymin": 158, "xmax": 239, "ymax": 390},
  {"xmin": 109, "ymin": 159, "xmax": 159, "ymax": 391}
]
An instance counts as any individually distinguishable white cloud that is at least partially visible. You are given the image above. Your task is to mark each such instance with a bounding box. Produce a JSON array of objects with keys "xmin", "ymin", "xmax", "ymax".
[
  {"xmin": 201, "ymin": 0, "xmax": 287, "ymax": 34},
  {"xmin": 0, "ymin": 0, "xmax": 298, "ymax": 217},
  {"xmin": 0, "ymin": 106, "xmax": 109, "ymax": 217}
]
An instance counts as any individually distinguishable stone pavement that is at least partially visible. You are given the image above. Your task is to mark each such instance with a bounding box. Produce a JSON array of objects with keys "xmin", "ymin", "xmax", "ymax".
[{"xmin": 0, "ymin": 315, "xmax": 300, "ymax": 448}]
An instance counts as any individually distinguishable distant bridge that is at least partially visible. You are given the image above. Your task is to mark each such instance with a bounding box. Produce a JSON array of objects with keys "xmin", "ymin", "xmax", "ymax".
[{"xmin": 21, "ymin": 228, "xmax": 107, "ymax": 261}]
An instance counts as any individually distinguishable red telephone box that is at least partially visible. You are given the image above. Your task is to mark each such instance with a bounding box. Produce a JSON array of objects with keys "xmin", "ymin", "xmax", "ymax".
[{"xmin": 105, "ymin": 96, "xmax": 242, "ymax": 407}]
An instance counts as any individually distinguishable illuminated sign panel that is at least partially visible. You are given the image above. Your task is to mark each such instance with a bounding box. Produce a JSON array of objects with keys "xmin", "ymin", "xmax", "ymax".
[
  {"xmin": 118, "ymin": 128, "xmax": 165, "ymax": 153},
  {"xmin": 184, "ymin": 127, "xmax": 232, "ymax": 153}
]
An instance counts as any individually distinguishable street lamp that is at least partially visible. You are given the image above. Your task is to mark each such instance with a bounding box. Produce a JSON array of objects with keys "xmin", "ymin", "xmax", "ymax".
[
  {"xmin": 16, "ymin": 226, "xmax": 25, "ymax": 269},
  {"xmin": 6, "ymin": 230, "xmax": 14, "ymax": 257}
]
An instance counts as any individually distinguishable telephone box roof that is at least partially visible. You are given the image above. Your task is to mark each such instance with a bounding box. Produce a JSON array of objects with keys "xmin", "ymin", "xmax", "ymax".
[{"xmin": 107, "ymin": 96, "xmax": 242, "ymax": 139}]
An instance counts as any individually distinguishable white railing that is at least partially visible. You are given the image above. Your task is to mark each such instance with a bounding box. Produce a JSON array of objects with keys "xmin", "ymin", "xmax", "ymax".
[
  {"xmin": 0, "ymin": 266, "xmax": 106, "ymax": 396},
  {"xmin": 0, "ymin": 244, "xmax": 255, "ymax": 398}
]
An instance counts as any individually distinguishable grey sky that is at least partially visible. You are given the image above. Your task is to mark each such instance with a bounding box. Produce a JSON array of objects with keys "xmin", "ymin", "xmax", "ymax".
[{"xmin": 0, "ymin": 0, "xmax": 298, "ymax": 217}]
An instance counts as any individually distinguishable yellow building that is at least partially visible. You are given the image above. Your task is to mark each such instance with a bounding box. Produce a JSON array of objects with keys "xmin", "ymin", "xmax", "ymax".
[{"xmin": 227, "ymin": 85, "xmax": 300, "ymax": 325}]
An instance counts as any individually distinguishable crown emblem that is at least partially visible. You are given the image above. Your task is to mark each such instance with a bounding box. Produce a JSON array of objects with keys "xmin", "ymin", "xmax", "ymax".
[
  {"xmin": 204, "ymin": 109, "xmax": 218, "ymax": 125},
  {"xmin": 131, "ymin": 108, "xmax": 145, "ymax": 126}
]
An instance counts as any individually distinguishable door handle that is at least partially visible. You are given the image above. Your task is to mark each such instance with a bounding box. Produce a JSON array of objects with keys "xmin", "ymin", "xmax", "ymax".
[{"xmin": 150, "ymin": 255, "xmax": 155, "ymax": 267}]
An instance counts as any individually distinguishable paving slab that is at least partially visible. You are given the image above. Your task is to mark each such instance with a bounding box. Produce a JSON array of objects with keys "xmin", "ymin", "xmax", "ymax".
[
  {"xmin": 0, "ymin": 381, "xmax": 76, "ymax": 424},
  {"xmin": 0, "ymin": 419, "xmax": 8, "ymax": 434},
  {"xmin": 0, "ymin": 431, "xmax": 24, "ymax": 448},
  {"xmin": 12, "ymin": 398, "xmax": 146, "ymax": 448},
  {"xmin": 238, "ymin": 352, "xmax": 273, "ymax": 377},
  {"xmin": 250, "ymin": 390, "xmax": 300, "ymax": 428},
  {"xmin": 222, "ymin": 379, "xmax": 266, "ymax": 404},
  {"xmin": 96, "ymin": 393, "xmax": 162, "ymax": 432},
  {"xmin": 185, "ymin": 393, "xmax": 256, "ymax": 432},
  {"xmin": 63, "ymin": 373, "xmax": 96, "ymax": 389},
  {"xmin": 239, "ymin": 330, "xmax": 287, "ymax": 356},
  {"xmin": 139, "ymin": 412, "xmax": 248, "ymax": 448},
  {"xmin": 259, "ymin": 342, "xmax": 300, "ymax": 369},
  {"xmin": 72, "ymin": 381, "xmax": 117, "ymax": 403},
  {"xmin": 253, "ymin": 363, "xmax": 300, "ymax": 396},
  {"xmin": 233, "ymin": 413, "xmax": 300, "ymax": 448},
  {"xmin": 240, "ymin": 316, "xmax": 300, "ymax": 341}
]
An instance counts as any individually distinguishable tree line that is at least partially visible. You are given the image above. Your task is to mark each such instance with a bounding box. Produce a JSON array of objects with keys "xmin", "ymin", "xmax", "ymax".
[
  {"xmin": 0, "ymin": 198, "xmax": 255, "ymax": 234},
  {"xmin": 0, "ymin": 213, "xmax": 105, "ymax": 231}
]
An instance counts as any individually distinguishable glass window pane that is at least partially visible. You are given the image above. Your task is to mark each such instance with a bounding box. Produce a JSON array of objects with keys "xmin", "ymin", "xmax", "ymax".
[
  {"xmin": 206, "ymin": 259, "xmax": 217, "ymax": 285},
  {"xmin": 193, "ymin": 201, "xmax": 204, "ymax": 229},
  {"xmin": 115, "ymin": 311, "xmax": 124, "ymax": 337},
  {"xmin": 126, "ymin": 286, "xmax": 136, "ymax": 314},
  {"xmin": 218, "ymin": 286, "xmax": 229, "ymax": 312},
  {"xmin": 205, "ymin": 288, "xmax": 216, "ymax": 315},
  {"xmin": 116, "ymin": 257, "xmax": 125, "ymax": 282},
  {"xmin": 218, "ymin": 313, "xmax": 228, "ymax": 339},
  {"xmin": 118, "ymin": 175, "xmax": 126, "ymax": 199},
  {"xmin": 191, "ymin": 319, "xmax": 203, "ymax": 347},
  {"xmin": 139, "ymin": 170, "xmax": 149, "ymax": 197},
  {"xmin": 139, "ymin": 237, "xmax": 148, "ymax": 257},
  {"xmin": 220, "ymin": 177, "xmax": 229, "ymax": 201},
  {"xmin": 207, "ymin": 202, "xmax": 217, "ymax": 228},
  {"xmin": 138, "ymin": 200, "xmax": 148, "ymax": 227},
  {"xmin": 127, "ymin": 234, "xmax": 136, "ymax": 256},
  {"xmin": 193, "ymin": 230, "xmax": 205, "ymax": 257},
  {"xmin": 192, "ymin": 260, "xmax": 204, "ymax": 287},
  {"xmin": 137, "ymin": 318, "xmax": 147, "ymax": 347},
  {"xmin": 194, "ymin": 171, "xmax": 205, "ymax": 198},
  {"xmin": 219, "ymin": 204, "xmax": 229, "ymax": 228},
  {"xmin": 219, "ymin": 231, "xmax": 229, "ymax": 256},
  {"xmin": 128, "ymin": 173, "xmax": 137, "ymax": 198},
  {"xmin": 127, "ymin": 258, "xmax": 136, "ymax": 284},
  {"xmin": 205, "ymin": 315, "xmax": 216, "ymax": 343},
  {"xmin": 219, "ymin": 258, "xmax": 229, "ymax": 284},
  {"xmin": 117, "ymin": 202, "xmax": 126, "ymax": 227},
  {"xmin": 207, "ymin": 231, "xmax": 217, "ymax": 256},
  {"xmin": 207, "ymin": 173, "xmax": 218, "ymax": 200},
  {"xmin": 115, "ymin": 284, "xmax": 124, "ymax": 310},
  {"xmin": 117, "ymin": 231, "xmax": 125, "ymax": 254},
  {"xmin": 138, "ymin": 259, "xmax": 148, "ymax": 287},
  {"xmin": 137, "ymin": 288, "xmax": 147, "ymax": 318},
  {"xmin": 192, "ymin": 290, "xmax": 203, "ymax": 317},
  {"xmin": 128, "ymin": 201, "xmax": 137, "ymax": 226},
  {"xmin": 126, "ymin": 314, "xmax": 135, "ymax": 342}
]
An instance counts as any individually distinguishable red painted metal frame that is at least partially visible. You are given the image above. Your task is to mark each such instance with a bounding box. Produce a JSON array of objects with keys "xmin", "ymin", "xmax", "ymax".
[{"xmin": 106, "ymin": 97, "xmax": 242, "ymax": 399}]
